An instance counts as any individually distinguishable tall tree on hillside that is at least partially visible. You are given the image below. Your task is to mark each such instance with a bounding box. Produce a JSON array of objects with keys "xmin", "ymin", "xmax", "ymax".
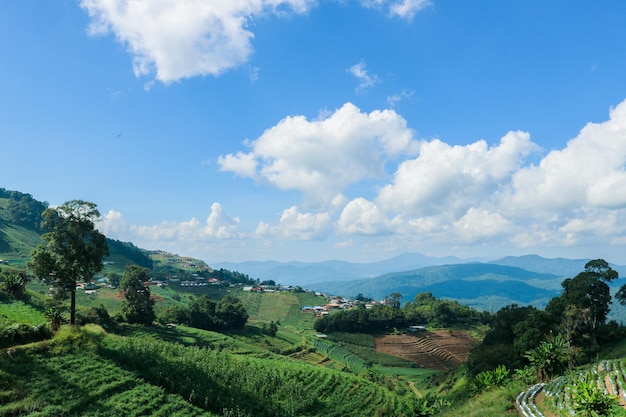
[
  {"xmin": 557, "ymin": 259, "xmax": 617, "ymax": 347},
  {"xmin": 119, "ymin": 265, "xmax": 155, "ymax": 325},
  {"xmin": 28, "ymin": 200, "xmax": 108, "ymax": 325}
]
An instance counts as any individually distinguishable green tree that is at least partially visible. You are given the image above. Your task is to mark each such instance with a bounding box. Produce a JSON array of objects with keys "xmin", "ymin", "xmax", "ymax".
[
  {"xmin": 119, "ymin": 265, "xmax": 155, "ymax": 325},
  {"xmin": 28, "ymin": 200, "xmax": 108, "ymax": 325},
  {"xmin": 388, "ymin": 292, "xmax": 402, "ymax": 309},
  {"xmin": 560, "ymin": 259, "xmax": 617, "ymax": 347},
  {"xmin": 524, "ymin": 334, "xmax": 569, "ymax": 382},
  {"xmin": 216, "ymin": 295, "xmax": 249, "ymax": 329},
  {"xmin": 105, "ymin": 272, "xmax": 121, "ymax": 288}
]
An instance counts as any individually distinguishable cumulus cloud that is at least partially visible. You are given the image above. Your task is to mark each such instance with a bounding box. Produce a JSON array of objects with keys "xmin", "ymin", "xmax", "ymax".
[
  {"xmin": 100, "ymin": 203, "xmax": 240, "ymax": 247},
  {"xmin": 219, "ymin": 102, "xmax": 419, "ymax": 206},
  {"xmin": 452, "ymin": 208, "xmax": 510, "ymax": 243},
  {"xmin": 347, "ymin": 62, "xmax": 380, "ymax": 92},
  {"xmin": 80, "ymin": 0, "xmax": 314, "ymax": 83},
  {"xmin": 505, "ymin": 100, "xmax": 626, "ymax": 211},
  {"xmin": 337, "ymin": 198, "xmax": 393, "ymax": 235},
  {"xmin": 203, "ymin": 203, "xmax": 241, "ymax": 238},
  {"xmin": 98, "ymin": 209, "xmax": 128, "ymax": 237},
  {"xmin": 256, "ymin": 206, "xmax": 331, "ymax": 240},
  {"xmin": 377, "ymin": 130, "xmax": 539, "ymax": 217},
  {"xmin": 104, "ymin": 98, "xmax": 626, "ymax": 260}
]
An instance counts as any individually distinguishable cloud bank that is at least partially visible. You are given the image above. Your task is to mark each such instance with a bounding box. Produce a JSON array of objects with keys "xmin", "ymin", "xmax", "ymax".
[{"xmin": 102, "ymin": 98, "xmax": 626, "ymax": 261}]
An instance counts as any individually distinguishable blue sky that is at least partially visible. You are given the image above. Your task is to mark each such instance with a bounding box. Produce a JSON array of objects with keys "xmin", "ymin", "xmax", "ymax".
[{"xmin": 3, "ymin": 1, "xmax": 626, "ymax": 264}]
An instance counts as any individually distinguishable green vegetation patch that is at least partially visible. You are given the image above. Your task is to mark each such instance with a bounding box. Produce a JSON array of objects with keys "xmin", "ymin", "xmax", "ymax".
[
  {"xmin": 0, "ymin": 348, "xmax": 214, "ymax": 417},
  {"xmin": 0, "ymin": 299, "xmax": 46, "ymax": 325}
]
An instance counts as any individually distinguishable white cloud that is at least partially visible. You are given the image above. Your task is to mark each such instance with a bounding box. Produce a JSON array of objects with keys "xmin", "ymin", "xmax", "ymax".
[
  {"xmin": 337, "ymin": 198, "xmax": 392, "ymax": 235},
  {"xmin": 505, "ymin": 99, "xmax": 626, "ymax": 211},
  {"xmin": 98, "ymin": 209, "xmax": 127, "ymax": 237},
  {"xmin": 386, "ymin": 90, "xmax": 414, "ymax": 108},
  {"xmin": 101, "ymin": 203, "xmax": 240, "ymax": 246},
  {"xmin": 347, "ymin": 62, "xmax": 380, "ymax": 92},
  {"xmin": 377, "ymin": 130, "xmax": 538, "ymax": 217},
  {"xmin": 389, "ymin": 0, "xmax": 431, "ymax": 20},
  {"xmin": 256, "ymin": 206, "xmax": 331, "ymax": 240},
  {"xmin": 360, "ymin": 0, "xmax": 431, "ymax": 20},
  {"xmin": 80, "ymin": 0, "xmax": 314, "ymax": 83},
  {"xmin": 452, "ymin": 208, "xmax": 510, "ymax": 243},
  {"xmin": 104, "ymin": 98, "xmax": 626, "ymax": 262},
  {"xmin": 203, "ymin": 202, "xmax": 240, "ymax": 238},
  {"xmin": 219, "ymin": 102, "xmax": 419, "ymax": 206}
]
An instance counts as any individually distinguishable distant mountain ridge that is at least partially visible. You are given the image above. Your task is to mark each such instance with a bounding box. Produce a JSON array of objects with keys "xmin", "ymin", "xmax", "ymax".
[
  {"xmin": 212, "ymin": 252, "xmax": 463, "ymax": 286},
  {"xmin": 215, "ymin": 254, "xmax": 626, "ymax": 317}
]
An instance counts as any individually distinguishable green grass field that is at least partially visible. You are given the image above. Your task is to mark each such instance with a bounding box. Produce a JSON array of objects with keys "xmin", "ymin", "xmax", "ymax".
[{"xmin": 0, "ymin": 299, "xmax": 46, "ymax": 325}]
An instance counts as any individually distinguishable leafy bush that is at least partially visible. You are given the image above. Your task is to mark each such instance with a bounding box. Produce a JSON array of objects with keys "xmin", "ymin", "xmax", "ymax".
[{"xmin": 470, "ymin": 365, "xmax": 510, "ymax": 393}]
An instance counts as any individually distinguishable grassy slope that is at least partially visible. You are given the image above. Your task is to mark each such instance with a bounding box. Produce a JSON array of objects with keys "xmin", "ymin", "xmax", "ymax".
[{"xmin": 0, "ymin": 287, "xmax": 421, "ymax": 416}]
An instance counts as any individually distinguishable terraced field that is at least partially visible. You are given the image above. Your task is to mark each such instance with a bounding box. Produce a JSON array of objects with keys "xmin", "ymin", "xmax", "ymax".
[
  {"xmin": 517, "ymin": 360, "xmax": 626, "ymax": 417},
  {"xmin": 374, "ymin": 330, "xmax": 476, "ymax": 371}
]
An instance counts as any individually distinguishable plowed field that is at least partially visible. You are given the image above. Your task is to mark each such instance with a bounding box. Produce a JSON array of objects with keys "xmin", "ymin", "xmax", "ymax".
[{"xmin": 374, "ymin": 330, "xmax": 476, "ymax": 371}]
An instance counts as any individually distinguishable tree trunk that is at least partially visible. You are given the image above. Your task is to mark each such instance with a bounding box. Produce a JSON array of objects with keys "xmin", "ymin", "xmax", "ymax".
[{"xmin": 70, "ymin": 288, "xmax": 76, "ymax": 325}]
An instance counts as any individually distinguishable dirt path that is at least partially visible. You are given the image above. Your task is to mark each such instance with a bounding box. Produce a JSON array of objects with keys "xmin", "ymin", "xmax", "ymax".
[{"xmin": 408, "ymin": 381, "xmax": 423, "ymax": 398}]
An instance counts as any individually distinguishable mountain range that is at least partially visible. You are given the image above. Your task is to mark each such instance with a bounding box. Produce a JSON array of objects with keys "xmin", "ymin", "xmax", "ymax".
[{"xmin": 214, "ymin": 254, "xmax": 626, "ymax": 316}]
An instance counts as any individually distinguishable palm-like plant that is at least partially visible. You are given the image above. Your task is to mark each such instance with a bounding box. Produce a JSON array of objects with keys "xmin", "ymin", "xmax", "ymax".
[
  {"xmin": 571, "ymin": 373, "xmax": 619, "ymax": 417},
  {"xmin": 45, "ymin": 307, "xmax": 65, "ymax": 332},
  {"xmin": 524, "ymin": 334, "xmax": 569, "ymax": 382}
]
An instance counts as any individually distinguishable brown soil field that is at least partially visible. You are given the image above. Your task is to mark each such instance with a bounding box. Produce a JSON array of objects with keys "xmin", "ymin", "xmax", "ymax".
[{"xmin": 374, "ymin": 330, "xmax": 477, "ymax": 371}]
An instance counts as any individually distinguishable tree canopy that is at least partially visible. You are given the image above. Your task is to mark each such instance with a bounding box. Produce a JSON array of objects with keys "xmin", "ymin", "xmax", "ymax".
[
  {"xmin": 119, "ymin": 265, "xmax": 155, "ymax": 325},
  {"xmin": 28, "ymin": 200, "xmax": 108, "ymax": 325}
]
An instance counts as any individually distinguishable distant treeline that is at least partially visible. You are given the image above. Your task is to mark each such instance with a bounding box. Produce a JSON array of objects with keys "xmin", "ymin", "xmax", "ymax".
[
  {"xmin": 0, "ymin": 188, "xmax": 48, "ymax": 232},
  {"xmin": 158, "ymin": 294, "xmax": 249, "ymax": 331},
  {"xmin": 105, "ymin": 239, "xmax": 153, "ymax": 269},
  {"xmin": 314, "ymin": 292, "xmax": 489, "ymax": 334}
]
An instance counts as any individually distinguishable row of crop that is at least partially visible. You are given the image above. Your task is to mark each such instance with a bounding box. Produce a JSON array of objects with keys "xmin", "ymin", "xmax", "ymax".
[
  {"xmin": 0, "ymin": 349, "xmax": 215, "ymax": 417},
  {"xmin": 516, "ymin": 383, "xmax": 546, "ymax": 417},
  {"xmin": 311, "ymin": 337, "xmax": 368, "ymax": 374},
  {"xmin": 521, "ymin": 360, "xmax": 626, "ymax": 417},
  {"xmin": 102, "ymin": 334, "xmax": 410, "ymax": 417}
]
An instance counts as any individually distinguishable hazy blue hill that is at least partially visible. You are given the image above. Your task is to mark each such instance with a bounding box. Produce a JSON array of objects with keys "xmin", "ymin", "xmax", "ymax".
[
  {"xmin": 212, "ymin": 252, "xmax": 464, "ymax": 286},
  {"xmin": 490, "ymin": 254, "xmax": 626, "ymax": 283},
  {"xmin": 308, "ymin": 263, "xmax": 563, "ymax": 311},
  {"xmin": 489, "ymin": 254, "xmax": 588, "ymax": 277}
]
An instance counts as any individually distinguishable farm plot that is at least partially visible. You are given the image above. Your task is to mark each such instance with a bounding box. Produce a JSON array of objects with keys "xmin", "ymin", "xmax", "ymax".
[
  {"xmin": 517, "ymin": 360, "xmax": 626, "ymax": 416},
  {"xmin": 374, "ymin": 330, "xmax": 476, "ymax": 371}
]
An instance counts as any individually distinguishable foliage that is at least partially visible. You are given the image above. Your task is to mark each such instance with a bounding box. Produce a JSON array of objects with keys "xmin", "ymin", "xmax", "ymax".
[
  {"xmin": 524, "ymin": 334, "xmax": 570, "ymax": 382},
  {"xmin": 0, "ymin": 343, "xmax": 215, "ymax": 416},
  {"xmin": 106, "ymin": 238, "xmax": 154, "ymax": 269},
  {"xmin": 45, "ymin": 306, "xmax": 66, "ymax": 331},
  {"xmin": 101, "ymin": 335, "xmax": 409, "ymax": 417},
  {"xmin": 0, "ymin": 270, "xmax": 27, "ymax": 298},
  {"xmin": 314, "ymin": 303, "xmax": 407, "ymax": 333},
  {"xmin": 0, "ymin": 188, "xmax": 48, "ymax": 232},
  {"xmin": 403, "ymin": 292, "xmax": 488, "ymax": 328},
  {"xmin": 119, "ymin": 265, "xmax": 155, "ymax": 325},
  {"xmin": 158, "ymin": 294, "xmax": 248, "ymax": 331},
  {"xmin": 76, "ymin": 303, "xmax": 111, "ymax": 326},
  {"xmin": 469, "ymin": 259, "xmax": 625, "ymax": 377},
  {"xmin": 28, "ymin": 200, "xmax": 109, "ymax": 324},
  {"xmin": 262, "ymin": 320, "xmax": 278, "ymax": 336},
  {"xmin": 470, "ymin": 365, "xmax": 510, "ymax": 393},
  {"xmin": 311, "ymin": 337, "xmax": 368, "ymax": 374},
  {"xmin": 570, "ymin": 373, "xmax": 620, "ymax": 417},
  {"xmin": 0, "ymin": 317, "xmax": 50, "ymax": 347}
]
